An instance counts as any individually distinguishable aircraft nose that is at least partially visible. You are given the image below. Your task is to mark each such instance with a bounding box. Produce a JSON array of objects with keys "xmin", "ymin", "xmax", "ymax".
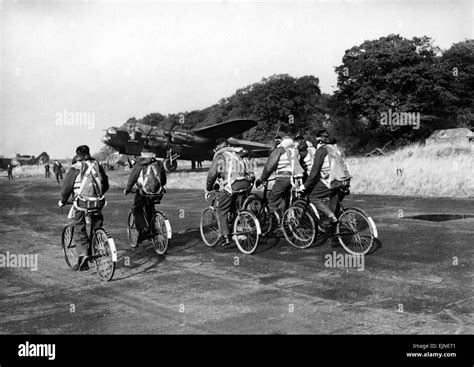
[{"xmin": 102, "ymin": 134, "xmax": 110, "ymax": 144}]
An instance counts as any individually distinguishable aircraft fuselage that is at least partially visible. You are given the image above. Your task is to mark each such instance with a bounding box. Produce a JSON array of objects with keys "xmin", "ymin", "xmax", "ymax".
[{"xmin": 102, "ymin": 126, "xmax": 215, "ymax": 161}]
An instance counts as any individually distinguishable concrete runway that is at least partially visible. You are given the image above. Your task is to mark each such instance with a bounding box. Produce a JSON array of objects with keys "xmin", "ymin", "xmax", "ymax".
[{"xmin": 0, "ymin": 177, "xmax": 473, "ymax": 334}]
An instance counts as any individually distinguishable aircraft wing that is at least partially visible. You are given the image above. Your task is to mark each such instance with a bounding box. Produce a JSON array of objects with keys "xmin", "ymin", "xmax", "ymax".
[
  {"xmin": 192, "ymin": 119, "xmax": 258, "ymax": 141},
  {"xmin": 226, "ymin": 138, "xmax": 272, "ymax": 158}
]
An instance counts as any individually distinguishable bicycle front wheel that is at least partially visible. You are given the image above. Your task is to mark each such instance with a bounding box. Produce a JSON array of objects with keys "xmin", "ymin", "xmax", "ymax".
[
  {"xmin": 151, "ymin": 212, "xmax": 169, "ymax": 255},
  {"xmin": 282, "ymin": 206, "xmax": 316, "ymax": 249},
  {"xmin": 336, "ymin": 207, "xmax": 375, "ymax": 255},
  {"xmin": 244, "ymin": 196, "xmax": 273, "ymax": 236},
  {"xmin": 233, "ymin": 210, "xmax": 260, "ymax": 255},
  {"xmin": 61, "ymin": 225, "xmax": 80, "ymax": 270},
  {"xmin": 92, "ymin": 228, "xmax": 115, "ymax": 282},
  {"xmin": 200, "ymin": 206, "xmax": 220, "ymax": 247},
  {"xmin": 127, "ymin": 211, "xmax": 139, "ymax": 248}
]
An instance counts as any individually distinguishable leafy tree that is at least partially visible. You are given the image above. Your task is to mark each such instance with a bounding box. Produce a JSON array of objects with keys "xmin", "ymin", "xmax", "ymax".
[
  {"xmin": 331, "ymin": 34, "xmax": 466, "ymax": 152},
  {"xmin": 438, "ymin": 39, "xmax": 474, "ymax": 128}
]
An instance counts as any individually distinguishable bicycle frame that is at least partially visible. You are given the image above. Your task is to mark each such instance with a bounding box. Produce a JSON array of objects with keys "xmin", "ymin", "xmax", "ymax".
[
  {"xmin": 208, "ymin": 188, "xmax": 253, "ymax": 235},
  {"xmin": 63, "ymin": 202, "xmax": 118, "ymax": 262}
]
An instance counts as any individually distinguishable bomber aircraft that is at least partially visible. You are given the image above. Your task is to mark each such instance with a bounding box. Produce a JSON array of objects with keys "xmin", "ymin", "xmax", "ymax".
[{"xmin": 102, "ymin": 119, "xmax": 272, "ymax": 171}]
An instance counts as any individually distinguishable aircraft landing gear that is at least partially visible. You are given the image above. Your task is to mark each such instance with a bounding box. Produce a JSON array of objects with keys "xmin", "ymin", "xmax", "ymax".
[{"xmin": 164, "ymin": 150, "xmax": 179, "ymax": 171}]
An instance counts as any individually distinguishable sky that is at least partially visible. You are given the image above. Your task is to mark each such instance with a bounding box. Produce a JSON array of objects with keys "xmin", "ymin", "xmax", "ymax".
[{"xmin": 1, "ymin": 0, "xmax": 472, "ymax": 158}]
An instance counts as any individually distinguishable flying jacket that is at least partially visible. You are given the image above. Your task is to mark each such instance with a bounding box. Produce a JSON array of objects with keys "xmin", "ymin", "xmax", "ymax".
[
  {"xmin": 259, "ymin": 138, "xmax": 299, "ymax": 182},
  {"xmin": 302, "ymin": 147, "xmax": 328, "ymax": 191},
  {"xmin": 205, "ymin": 147, "xmax": 253, "ymax": 192},
  {"xmin": 61, "ymin": 155, "xmax": 109, "ymax": 204},
  {"xmin": 125, "ymin": 156, "xmax": 166, "ymax": 192},
  {"xmin": 303, "ymin": 138, "xmax": 338, "ymax": 191}
]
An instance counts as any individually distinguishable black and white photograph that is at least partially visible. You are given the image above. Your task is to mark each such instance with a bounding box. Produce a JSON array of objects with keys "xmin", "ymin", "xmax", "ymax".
[{"xmin": 0, "ymin": 0, "xmax": 473, "ymax": 361}]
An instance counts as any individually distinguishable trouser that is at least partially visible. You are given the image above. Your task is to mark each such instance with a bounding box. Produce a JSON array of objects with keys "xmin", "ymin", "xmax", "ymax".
[
  {"xmin": 132, "ymin": 192, "xmax": 154, "ymax": 232},
  {"xmin": 45, "ymin": 170, "xmax": 50, "ymax": 178},
  {"xmin": 267, "ymin": 176, "xmax": 292, "ymax": 222},
  {"xmin": 55, "ymin": 173, "xmax": 60, "ymax": 184},
  {"xmin": 7, "ymin": 172, "xmax": 13, "ymax": 180},
  {"xmin": 217, "ymin": 180, "xmax": 252, "ymax": 237},
  {"xmin": 309, "ymin": 181, "xmax": 346, "ymax": 219},
  {"xmin": 68, "ymin": 207, "xmax": 103, "ymax": 257}
]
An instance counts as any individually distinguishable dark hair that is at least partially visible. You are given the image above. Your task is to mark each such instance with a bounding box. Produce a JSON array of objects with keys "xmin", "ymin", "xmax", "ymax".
[
  {"xmin": 76, "ymin": 145, "xmax": 90, "ymax": 156},
  {"xmin": 295, "ymin": 134, "xmax": 305, "ymax": 141},
  {"xmin": 316, "ymin": 129, "xmax": 329, "ymax": 138}
]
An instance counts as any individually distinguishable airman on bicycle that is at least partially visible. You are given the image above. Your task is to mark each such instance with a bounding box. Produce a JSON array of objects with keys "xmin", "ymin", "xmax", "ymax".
[
  {"xmin": 300, "ymin": 129, "xmax": 351, "ymax": 232},
  {"xmin": 205, "ymin": 139, "xmax": 255, "ymax": 247},
  {"xmin": 58, "ymin": 145, "xmax": 109, "ymax": 270},
  {"xmin": 255, "ymin": 125, "xmax": 305, "ymax": 231},
  {"xmin": 124, "ymin": 145, "xmax": 167, "ymax": 243}
]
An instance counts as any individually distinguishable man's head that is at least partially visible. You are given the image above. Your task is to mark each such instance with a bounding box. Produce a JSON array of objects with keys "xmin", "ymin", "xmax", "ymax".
[
  {"xmin": 140, "ymin": 143, "xmax": 156, "ymax": 158},
  {"xmin": 141, "ymin": 144, "xmax": 152, "ymax": 153},
  {"xmin": 214, "ymin": 138, "xmax": 229, "ymax": 152},
  {"xmin": 316, "ymin": 129, "xmax": 331, "ymax": 144},
  {"xmin": 294, "ymin": 134, "xmax": 308, "ymax": 151},
  {"xmin": 76, "ymin": 145, "xmax": 90, "ymax": 156},
  {"xmin": 236, "ymin": 147, "xmax": 250, "ymax": 158}
]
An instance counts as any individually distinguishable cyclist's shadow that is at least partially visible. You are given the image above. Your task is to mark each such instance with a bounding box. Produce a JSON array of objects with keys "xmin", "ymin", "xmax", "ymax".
[
  {"xmin": 113, "ymin": 245, "xmax": 166, "ymax": 280},
  {"xmin": 312, "ymin": 233, "xmax": 383, "ymax": 254},
  {"xmin": 112, "ymin": 229, "xmax": 202, "ymax": 280},
  {"xmin": 252, "ymin": 235, "xmax": 283, "ymax": 254}
]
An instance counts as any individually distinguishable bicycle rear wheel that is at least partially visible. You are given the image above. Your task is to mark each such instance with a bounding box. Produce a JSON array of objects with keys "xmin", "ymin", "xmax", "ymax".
[
  {"xmin": 282, "ymin": 206, "xmax": 316, "ymax": 249},
  {"xmin": 200, "ymin": 206, "xmax": 220, "ymax": 247},
  {"xmin": 244, "ymin": 196, "xmax": 273, "ymax": 236},
  {"xmin": 92, "ymin": 228, "xmax": 115, "ymax": 282},
  {"xmin": 62, "ymin": 225, "xmax": 80, "ymax": 270},
  {"xmin": 151, "ymin": 212, "xmax": 169, "ymax": 255},
  {"xmin": 336, "ymin": 207, "xmax": 375, "ymax": 255},
  {"xmin": 233, "ymin": 210, "xmax": 260, "ymax": 254},
  {"xmin": 127, "ymin": 211, "xmax": 139, "ymax": 248}
]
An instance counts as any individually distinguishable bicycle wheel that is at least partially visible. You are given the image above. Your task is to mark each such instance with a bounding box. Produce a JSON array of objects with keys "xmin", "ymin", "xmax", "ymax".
[
  {"xmin": 244, "ymin": 196, "xmax": 273, "ymax": 236},
  {"xmin": 282, "ymin": 206, "xmax": 316, "ymax": 249},
  {"xmin": 151, "ymin": 212, "xmax": 169, "ymax": 255},
  {"xmin": 336, "ymin": 207, "xmax": 375, "ymax": 255},
  {"xmin": 92, "ymin": 228, "xmax": 115, "ymax": 282},
  {"xmin": 61, "ymin": 225, "xmax": 80, "ymax": 270},
  {"xmin": 127, "ymin": 211, "xmax": 139, "ymax": 248},
  {"xmin": 233, "ymin": 210, "xmax": 260, "ymax": 254},
  {"xmin": 200, "ymin": 206, "xmax": 220, "ymax": 247}
]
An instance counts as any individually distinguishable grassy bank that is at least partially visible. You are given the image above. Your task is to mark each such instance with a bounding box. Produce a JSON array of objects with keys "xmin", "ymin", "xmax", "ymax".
[
  {"xmin": 347, "ymin": 143, "xmax": 473, "ymax": 197},
  {"xmin": 9, "ymin": 143, "xmax": 473, "ymax": 198}
]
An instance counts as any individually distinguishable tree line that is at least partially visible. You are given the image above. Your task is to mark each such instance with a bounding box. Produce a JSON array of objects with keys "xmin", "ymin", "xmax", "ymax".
[{"xmin": 122, "ymin": 34, "xmax": 473, "ymax": 155}]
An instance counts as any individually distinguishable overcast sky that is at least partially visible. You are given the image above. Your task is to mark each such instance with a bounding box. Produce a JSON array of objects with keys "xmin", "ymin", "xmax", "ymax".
[{"xmin": 1, "ymin": 0, "xmax": 472, "ymax": 158}]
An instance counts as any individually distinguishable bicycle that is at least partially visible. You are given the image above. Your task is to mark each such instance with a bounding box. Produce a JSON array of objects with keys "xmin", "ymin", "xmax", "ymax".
[
  {"xmin": 282, "ymin": 186, "xmax": 378, "ymax": 255},
  {"xmin": 244, "ymin": 177, "xmax": 315, "ymax": 244},
  {"xmin": 242, "ymin": 178, "xmax": 275, "ymax": 236},
  {"xmin": 126, "ymin": 189, "xmax": 172, "ymax": 255},
  {"xmin": 200, "ymin": 186, "xmax": 261, "ymax": 254},
  {"xmin": 61, "ymin": 201, "xmax": 117, "ymax": 282}
]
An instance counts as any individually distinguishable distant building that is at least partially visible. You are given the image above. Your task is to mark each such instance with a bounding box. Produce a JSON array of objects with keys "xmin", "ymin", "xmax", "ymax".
[{"xmin": 426, "ymin": 128, "xmax": 474, "ymax": 145}]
